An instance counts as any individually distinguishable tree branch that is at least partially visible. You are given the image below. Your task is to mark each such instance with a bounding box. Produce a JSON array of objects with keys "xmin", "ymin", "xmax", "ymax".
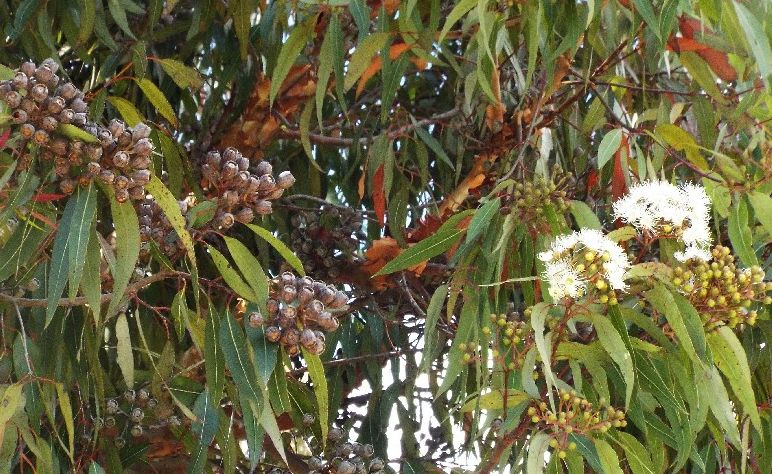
[{"xmin": 0, "ymin": 270, "xmax": 178, "ymax": 309}]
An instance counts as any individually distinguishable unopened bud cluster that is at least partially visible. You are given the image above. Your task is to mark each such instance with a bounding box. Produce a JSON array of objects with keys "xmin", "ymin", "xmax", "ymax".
[
  {"xmin": 200, "ymin": 147, "xmax": 294, "ymax": 229},
  {"xmin": 499, "ymin": 165, "xmax": 572, "ymax": 228},
  {"xmin": 100, "ymin": 387, "xmax": 180, "ymax": 449},
  {"xmin": 249, "ymin": 272, "xmax": 348, "ymax": 356},
  {"xmin": 672, "ymin": 245, "xmax": 770, "ymax": 330},
  {"xmin": 290, "ymin": 206, "xmax": 364, "ymax": 279},
  {"xmin": 527, "ymin": 389, "xmax": 626, "ymax": 459},
  {"xmin": 307, "ymin": 427, "xmax": 382, "ymax": 474},
  {"xmin": 482, "ymin": 312, "xmax": 535, "ymax": 370}
]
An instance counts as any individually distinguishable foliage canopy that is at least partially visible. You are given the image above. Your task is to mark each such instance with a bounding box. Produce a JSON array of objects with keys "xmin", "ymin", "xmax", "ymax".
[{"xmin": 0, "ymin": 0, "xmax": 770, "ymax": 472}]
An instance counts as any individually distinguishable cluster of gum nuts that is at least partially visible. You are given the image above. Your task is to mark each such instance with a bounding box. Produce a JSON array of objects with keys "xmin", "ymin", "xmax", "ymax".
[
  {"xmin": 0, "ymin": 59, "xmax": 88, "ymax": 153},
  {"xmin": 672, "ymin": 245, "xmax": 770, "ymax": 330},
  {"xmin": 306, "ymin": 427, "xmax": 384, "ymax": 474},
  {"xmin": 200, "ymin": 147, "xmax": 295, "ymax": 229},
  {"xmin": 249, "ymin": 272, "xmax": 349, "ymax": 357},
  {"xmin": 100, "ymin": 388, "xmax": 181, "ymax": 449},
  {"xmin": 528, "ymin": 389, "xmax": 626, "ymax": 459},
  {"xmin": 289, "ymin": 205, "xmax": 365, "ymax": 280},
  {"xmin": 499, "ymin": 165, "xmax": 573, "ymax": 223}
]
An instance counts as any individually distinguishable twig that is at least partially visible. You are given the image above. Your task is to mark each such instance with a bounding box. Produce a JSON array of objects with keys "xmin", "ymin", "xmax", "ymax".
[
  {"xmin": 478, "ymin": 412, "xmax": 531, "ymax": 473},
  {"xmin": 400, "ymin": 272, "xmax": 427, "ymax": 318},
  {"xmin": 289, "ymin": 349, "xmax": 418, "ymax": 376},
  {"xmin": 0, "ymin": 270, "xmax": 178, "ymax": 309}
]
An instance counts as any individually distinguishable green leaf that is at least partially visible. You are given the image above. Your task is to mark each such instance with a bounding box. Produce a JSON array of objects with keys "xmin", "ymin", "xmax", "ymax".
[
  {"xmin": 527, "ymin": 432, "xmax": 550, "ymax": 474},
  {"xmin": 205, "ymin": 310, "xmax": 225, "ymax": 405},
  {"xmin": 747, "ymin": 191, "xmax": 772, "ymax": 236},
  {"xmin": 414, "ymin": 125, "xmax": 454, "ymax": 169},
  {"xmin": 531, "ymin": 302, "xmax": 557, "ymax": 398},
  {"xmin": 189, "ymin": 388, "xmax": 220, "ymax": 474},
  {"xmin": 146, "ymin": 175, "xmax": 196, "ymax": 268},
  {"xmin": 81, "ymin": 225, "xmax": 102, "ymax": 322},
  {"xmin": 461, "ymin": 390, "xmax": 529, "ymax": 412},
  {"xmin": 632, "ymin": 0, "xmax": 661, "ymax": 40},
  {"xmin": 465, "ymin": 198, "xmax": 501, "ymax": 244},
  {"xmin": 734, "ymin": 2, "xmax": 772, "ymax": 88},
  {"xmin": 344, "ymin": 32, "xmax": 390, "ymax": 91},
  {"xmin": 374, "ymin": 217, "xmax": 466, "ymax": 276},
  {"xmin": 135, "ymin": 78, "xmax": 178, "ymax": 126},
  {"xmin": 269, "ymin": 17, "xmax": 314, "ymax": 105},
  {"xmin": 587, "ymin": 314, "xmax": 634, "ymax": 408},
  {"xmin": 645, "ymin": 284, "xmax": 705, "ymax": 363},
  {"xmin": 593, "ymin": 438, "xmax": 623, "ymax": 474},
  {"xmin": 87, "ymin": 463, "xmax": 105, "ymax": 474},
  {"xmin": 597, "ymin": 129, "xmax": 623, "ymax": 170},
  {"xmin": 419, "ymin": 284, "xmax": 448, "ymax": 373},
  {"xmin": 570, "ymin": 201, "xmax": 602, "ymax": 230},
  {"xmin": 0, "ymin": 383, "xmax": 25, "ymax": 445},
  {"xmin": 56, "ymin": 123, "xmax": 99, "ymax": 144},
  {"xmin": 224, "ymin": 236, "xmax": 269, "ymax": 312},
  {"xmin": 728, "ymin": 197, "xmax": 758, "ymax": 267},
  {"xmin": 107, "ymin": 96, "xmax": 144, "ymax": 126},
  {"xmin": 246, "ymin": 327, "xmax": 277, "ymax": 385},
  {"xmin": 259, "ymin": 402, "xmax": 287, "ymax": 465},
  {"xmin": 67, "ymin": 183, "xmax": 97, "ymax": 297},
  {"xmin": 707, "ymin": 326, "xmax": 761, "ymax": 431},
  {"xmin": 614, "ymin": 432, "xmax": 654, "ymax": 474},
  {"xmin": 437, "ymin": 288, "xmax": 478, "ymax": 397},
  {"xmin": 302, "ymin": 349, "xmax": 329, "ymax": 447},
  {"xmin": 230, "ymin": 0, "xmax": 257, "ymax": 59},
  {"xmin": 219, "ymin": 311, "xmax": 263, "ymax": 414},
  {"xmin": 158, "ymin": 58, "xmax": 204, "ymax": 89},
  {"xmin": 115, "ymin": 312, "xmax": 134, "ymax": 388},
  {"xmin": 208, "ymin": 245, "xmax": 258, "ymax": 301},
  {"xmin": 701, "ymin": 366, "xmax": 741, "ymax": 447},
  {"xmin": 46, "ymin": 183, "xmax": 97, "ymax": 325},
  {"xmin": 54, "ymin": 383, "xmax": 75, "ymax": 461},
  {"xmin": 438, "ymin": 0, "xmax": 476, "ymax": 42},
  {"xmin": 316, "ymin": 14, "xmax": 338, "ymax": 125},
  {"xmin": 107, "ymin": 0, "xmax": 136, "ymax": 39},
  {"xmin": 247, "ymin": 224, "xmax": 305, "ymax": 276},
  {"xmin": 104, "ymin": 186, "xmax": 141, "ymax": 319},
  {"xmin": 654, "ymin": 124, "xmax": 709, "ymax": 170}
]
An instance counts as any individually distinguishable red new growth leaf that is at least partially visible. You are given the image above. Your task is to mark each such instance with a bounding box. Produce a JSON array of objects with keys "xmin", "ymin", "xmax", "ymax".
[
  {"xmin": 0, "ymin": 129, "xmax": 10, "ymax": 148},
  {"xmin": 612, "ymin": 135, "xmax": 629, "ymax": 202},
  {"xmin": 372, "ymin": 165, "xmax": 386, "ymax": 227},
  {"xmin": 668, "ymin": 16, "xmax": 737, "ymax": 82},
  {"xmin": 32, "ymin": 193, "xmax": 67, "ymax": 202}
]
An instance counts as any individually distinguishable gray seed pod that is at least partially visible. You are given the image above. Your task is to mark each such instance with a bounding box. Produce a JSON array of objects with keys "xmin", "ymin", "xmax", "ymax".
[{"xmin": 276, "ymin": 171, "xmax": 295, "ymax": 189}]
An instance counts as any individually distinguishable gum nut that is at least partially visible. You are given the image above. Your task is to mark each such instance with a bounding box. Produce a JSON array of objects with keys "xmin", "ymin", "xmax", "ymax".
[
  {"xmin": 246, "ymin": 176, "xmax": 260, "ymax": 193},
  {"xmin": 129, "ymin": 186, "xmax": 146, "ymax": 200},
  {"xmin": 253, "ymin": 160, "xmax": 272, "ymax": 175},
  {"xmin": 117, "ymin": 131, "xmax": 132, "ymax": 147},
  {"xmin": 298, "ymin": 286, "xmax": 315, "ymax": 304},
  {"xmin": 20, "ymin": 61, "xmax": 36, "ymax": 76},
  {"xmin": 238, "ymin": 156, "xmax": 250, "ymax": 171},
  {"xmin": 10, "ymin": 109, "xmax": 27, "ymax": 123},
  {"xmin": 312, "ymin": 339, "xmax": 326, "ymax": 354},
  {"xmin": 206, "ymin": 150, "xmax": 222, "ymax": 167},
  {"xmin": 59, "ymin": 82, "xmax": 79, "ymax": 101},
  {"xmin": 12, "ymin": 72, "xmax": 28, "ymax": 89},
  {"xmin": 222, "ymin": 147, "xmax": 240, "ymax": 161},
  {"xmin": 70, "ymin": 97, "xmax": 87, "ymax": 113},
  {"xmin": 115, "ymin": 189, "xmax": 130, "ymax": 203},
  {"xmin": 330, "ymin": 291, "xmax": 349, "ymax": 308},
  {"xmin": 253, "ymin": 200, "xmax": 272, "ymax": 215},
  {"xmin": 287, "ymin": 345, "xmax": 300, "ymax": 357},
  {"xmin": 20, "ymin": 123, "xmax": 35, "ymax": 138},
  {"xmin": 221, "ymin": 161, "xmax": 238, "ymax": 178},
  {"xmin": 318, "ymin": 312, "xmax": 333, "ymax": 328},
  {"xmin": 218, "ymin": 212, "xmax": 235, "ymax": 229},
  {"xmin": 305, "ymin": 300, "xmax": 324, "ymax": 317},
  {"xmin": 124, "ymin": 390, "xmax": 136, "ymax": 402},
  {"xmin": 3, "ymin": 90, "xmax": 21, "ymax": 108},
  {"xmin": 108, "ymin": 118, "xmax": 126, "ymax": 137},
  {"xmin": 280, "ymin": 272, "xmax": 296, "ymax": 286},
  {"xmin": 265, "ymin": 326, "xmax": 282, "ymax": 342},
  {"xmin": 281, "ymin": 285, "xmax": 297, "ymax": 302},
  {"xmin": 113, "ymin": 151, "xmax": 130, "ymax": 168},
  {"xmin": 328, "ymin": 427, "xmax": 344, "ymax": 441},
  {"xmin": 133, "ymin": 138, "xmax": 153, "ymax": 155},
  {"xmin": 132, "ymin": 170, "xmax": 151, "ymax": 185},
  {"xmin": 257, "ymin": 174, "xmax": 276, "ymax": 191},
  {"xmin": 85, "ymin": 144, "xmax": 102, "ymax": 160},
  {"xmin": 248, "ymin": 312, "xmax": 264, "ymax": 327},
  {"xmin": 321, "ymin": 285, "xmax": 337, "ymax": 305},
  {"xmin": 33, "ymin": 129, "xmax": 49, "ymax": 144},
  {"xmin": 280, "ymin": 305, "xmax": 297, "ymax": 319},
  {"xmin": 41, "ymin": 115, "xmax": 58, "ymax": 131},
  {"xmin": 302, "ymin": 413, "xmax": 315, "ymax": 426},
  {"xmin": 99, "ymin": 170, "xmax": 116, "ymax": 184},
  {"xmin": 300, "ymin": 328, "xmax": 316, "ymax": 346},
  {"xmin": 235, "ymin": 207, "xmax": 254, "ymax": 224},
  {"xmin": 266, "ymin": 298, "xmax": 280, "ymax": 314},
  {"xmin": 132, "ymin": 122, "xmax": 152, "ymax": 140},
  {"xmin": 276, "ymin": 171, "xmax": 295, "ymax": 189},
  {"xmin": 114, "ymin": 175, "xmax": 130, "ymax": 189},
  {"xmin": 46, "ymin": 96, "xmax": 66, "ymax": 114},
  {"xmin": 266, "ymin": 188, "xmax": 284, "ymax": 200},
  {"xmin": 41, "ymin": 58, "xmax": 59, "ymax": 73},
  {"xmin": 87, "ymin": 161, "xmax": 101, "ymax": 175},
  {"xmin": 30, "ymin": 83, "xmax": 48, "ymax": 102},
  {"xmin": 58, "ymin": 108, "xmax": 74, "ymax": 123}
]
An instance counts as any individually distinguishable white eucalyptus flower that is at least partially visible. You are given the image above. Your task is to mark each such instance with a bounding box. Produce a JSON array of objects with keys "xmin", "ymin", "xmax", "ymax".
[
  {"xmin": 539, "ymin": 229, "xmax": 631, "ymax": 300},
  {"xmin": 612, "ymin": 180, "xmax": 712, "ymax": 261}
]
